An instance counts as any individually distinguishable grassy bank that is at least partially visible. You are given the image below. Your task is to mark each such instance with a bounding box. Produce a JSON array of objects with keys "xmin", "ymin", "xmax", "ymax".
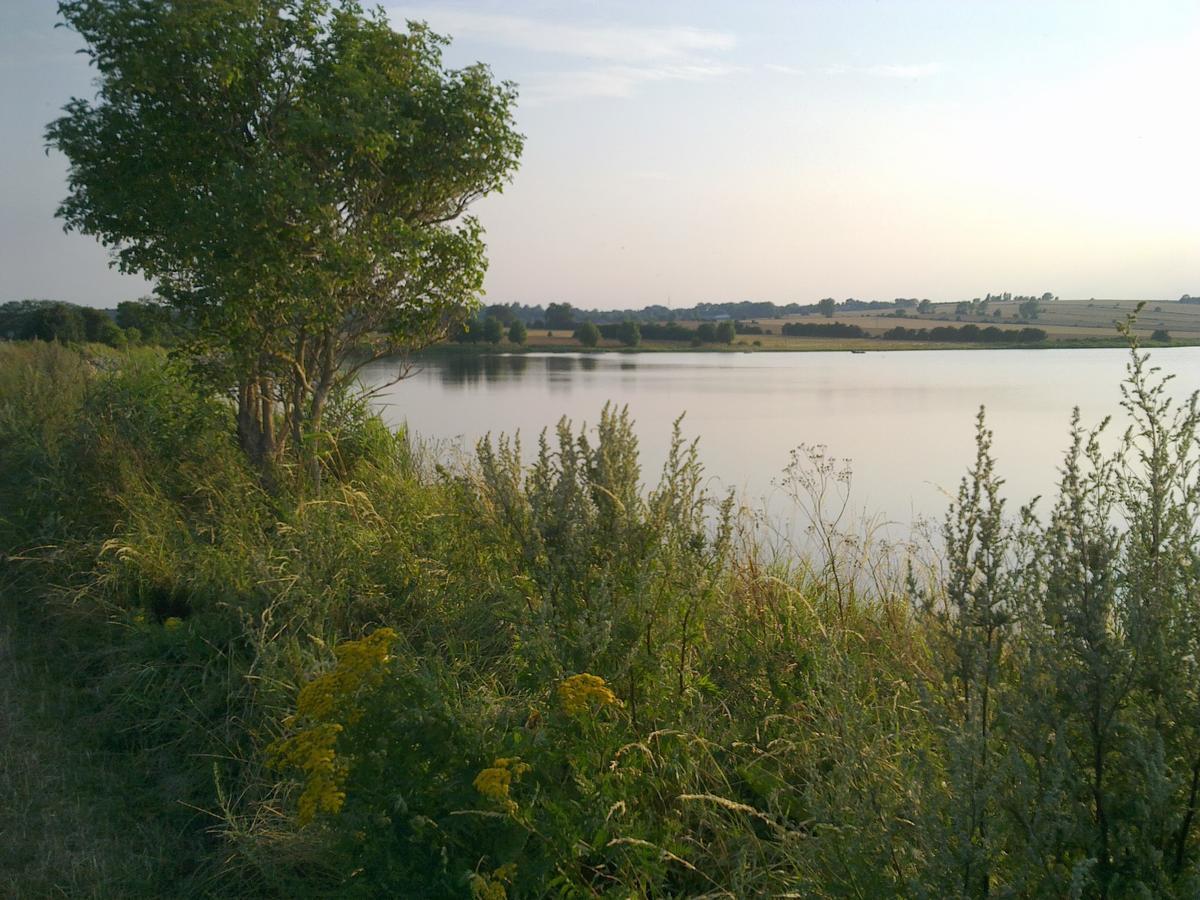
[{"xmin": 2, "ymin": 340, "xmax": 1200, "ymax": 897}]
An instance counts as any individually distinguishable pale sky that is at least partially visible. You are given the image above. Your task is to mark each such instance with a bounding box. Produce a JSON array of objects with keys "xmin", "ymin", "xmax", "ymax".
[{"xmin": 2, "ymin": 0, "xmax": 1197, "ymax": 309}]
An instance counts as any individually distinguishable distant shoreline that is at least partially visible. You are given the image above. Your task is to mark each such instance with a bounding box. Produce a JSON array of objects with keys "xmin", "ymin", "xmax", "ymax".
[{"xmin": 418, "ymin": 336, "xmax": 1194, "ymax": 357}]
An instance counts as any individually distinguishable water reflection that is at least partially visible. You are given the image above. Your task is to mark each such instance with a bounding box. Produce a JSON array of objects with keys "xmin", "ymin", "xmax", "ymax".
[
  {"xmin": 435, "ymin": 353, "xmax": 530, "ymax": 387},
  {"xmin": 366, "ymin": 348, "xmax": 1200, "ymax": 531}
]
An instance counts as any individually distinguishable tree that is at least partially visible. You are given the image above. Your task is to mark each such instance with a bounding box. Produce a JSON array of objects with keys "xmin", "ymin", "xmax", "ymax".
[
  {"xmin": 573, "ymin": 322, "xmax": 600, "ymax": 347},
  {"xmin": 545, "ymin": 303, "xmax": 576, "ymax": 330},
  {"xmin": 1018, "ymin": 298, "xmax": 1042, "ymax": 320},
  {"xmin": 616, "ymin": 320, "xmax": 641, "ymax": 347},
  {"xmin": 80, "ymin": 306, "xmax": 122, "ymax": 344},
  {"xmin": 1151, "ymin": 328, "xmax": 1170, "ymax": 342},
  {"xmin": 507, "ymin": 319, "xmax": 527, "ymax": 345},
  {"xmin": 481, "ymin": 316, "xmax": 503, "ymax": 345},
  {"xmin": 715, "ymin": 321, "xmax": 736, "ymax": 344},
  {"xmin": 696, "ymin": 323, "xmax": 717, "ymax": 342},
  {"xmin": 485, "ymin": 304, "xmax": 516, "ymax": 326},
  {"xmin": 818, "ymin": 297, "xmax": 836, "ymax": 318},
  {"xmin": 115, "ymin": 299, "xmax": 184, "ymax": 344},
  {"xmin": 918, "ymin": 299, "xmax": 933, "ymax": 314},
  {"xmin": 49, "ymin": 0, "xmax": 523, "ymax": 466}
]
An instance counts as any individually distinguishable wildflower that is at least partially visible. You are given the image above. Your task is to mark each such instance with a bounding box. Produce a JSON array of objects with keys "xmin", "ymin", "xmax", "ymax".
[
  {"xmin": 296, "ymin": 627, "xmax": 397, "ymax": 723},
  {"xmin": 558, "ymin": 673, "xmax": 620, "ymax": 716},
  {"xmin": 268, "ymin": 627, "xmax": 397, "ymax": 825},
  {"xmin": 469, "ymin": 863, "xmax": 517, "ymax": 899},
  {"xmin": 163, "ymin": 616, "xmax": 183, "ymax": 630},
  {"xmin": 473, "ymin": 757, "xmax": 529, "ymax": 814},
  {"xmin": 267, "ymin": 722, "xmax": 346, "ymax": 824}
]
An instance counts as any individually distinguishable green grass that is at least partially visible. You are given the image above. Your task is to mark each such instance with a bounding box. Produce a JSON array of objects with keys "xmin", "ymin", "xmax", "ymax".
[
  {"xmin": 0, "ymin": 580, "xmax": 207, "ymax": 897},
  {"xmin": 2, "ymin": 339, "xmax": 1200, "ymax": 897}
]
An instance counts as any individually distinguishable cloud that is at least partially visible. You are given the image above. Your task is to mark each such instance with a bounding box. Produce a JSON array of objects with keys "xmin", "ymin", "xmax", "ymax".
[
  {"xmin": 825, "ymin": 62, "xmax": 943, "ymax": 80},
  {"xmin": 388, "ymin": 8, "xmax": 734, "ymax": 64},
  {"xmin": 765, "ymin": 63, "xmax": 804, "ymax": 76},
  {"xmin": 386, "ymin": 7, "xmax": 739, "ymax": 103},
  {"xmin": 521, "ymin": 62, "xmax": 741, "ymax": 105}
]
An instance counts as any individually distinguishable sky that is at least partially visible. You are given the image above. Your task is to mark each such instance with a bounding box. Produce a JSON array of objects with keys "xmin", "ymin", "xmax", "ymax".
[{"xmin": 2, "ymin": 0, "xmax": 1197, "ymax": 310}]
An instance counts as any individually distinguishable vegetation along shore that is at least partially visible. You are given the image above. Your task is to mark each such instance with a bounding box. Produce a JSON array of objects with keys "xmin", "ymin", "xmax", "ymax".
[
  {"xmin": 4, "ymin": 331, "xmax": 1200, "ymax": 897},
  {"xmin": 4, "ymin": 0, "xmax": 1199, "ymax": 896}
]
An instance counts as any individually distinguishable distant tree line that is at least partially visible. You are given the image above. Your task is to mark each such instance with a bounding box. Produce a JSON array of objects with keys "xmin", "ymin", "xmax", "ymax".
[
  {"xmin": 979, "ymin": 291, "xmax": 1056, "ymax": 303},
  {"xmin": 781, "ymin": 321, "xmax": 867, "ymax": 338},
  {"xmin": 0, "ymin": 299, "xmax": 185, "ymax": 346},
  {"xmin": 494, "ymin": 298, "xmax": 898, "ymax": 329},
  {"xmin": 475, "ymin": 294, "xmax": 1072, "ymax": 330},
  {"xmin": 1181, "ymin": 294, "xmax": 1199, "ymax": 304},
  {"xmin": 451, "ymin": 308, "xmax": 529, "ymax": 346},
  {"xmin": 586, "ymin": 319, "xmax": 739, "ymax": 347},
  {"xmin": 883, "ymin": 324, "xmax": 1047, "ymax": 343}
]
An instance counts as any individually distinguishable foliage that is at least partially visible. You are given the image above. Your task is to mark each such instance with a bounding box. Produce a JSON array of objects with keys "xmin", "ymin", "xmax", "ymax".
[
  {"xmin": 573, "ymin": 321, "xmax": 600, "ymax": 347},
  {"xmin": 883, "ymin": 323, "xmax": 1047, "ymax": 344},
  {"xmin": 506, "ymin": 319, "xmax": 527, "ymax": 345},
  {"xmin": 544, "ymin": 302, "xmax": 576, "ymax": 330},
  {"xmin": 0, "ymin": 299, "xmax": 126, "ymax": 346},
  {"xmin": 480, "ymin": 316, "xmax": 504, "ymax": 345},
  {"xmin": 3, "ymin": 340, "xmax": 1200, "ymax": 896},
  {"xmin": 49, "ymin": 0, "xmax": 523, "ymax": 465},
  {"xmin": 615, "ymin": 320, "xmax": 641, "ymax": 347},
  {"xmin": 114, "ymin": 299, "xmax": 189, "ymax": 345},
  {"xmin": 781, "ymin": 320, "xmax": 866, "ymax": 338}
]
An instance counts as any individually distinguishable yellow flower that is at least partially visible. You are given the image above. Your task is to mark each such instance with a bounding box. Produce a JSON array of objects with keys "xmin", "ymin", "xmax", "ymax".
[
  {"xmin": 163, "ymin": 616, "xmax": 183, "ymax": 630},
  {"xmin": 469, "ymin": 863, "xmax": 517, "ymax": 899},
  {"xmin": 267, "ymin": 627, "xmax": 398, "ymax": 826},
  {"xmin": 473, "ymin": 757, "xmax": 529, "ymax": 814},
  {"xmin": 267, "ymin": 722, "xmax": 346, "ymax": 824},
  {"xmin": 558, "ymin": 673, "xmax": 620, "ymax": 716},
  {"xmin": 296, "ymin": 627, "xmax": 397, "ymax": 723}
]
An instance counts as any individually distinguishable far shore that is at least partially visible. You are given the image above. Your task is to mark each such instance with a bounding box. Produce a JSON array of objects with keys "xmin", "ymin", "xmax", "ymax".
[{"xmin": 419, "ymin": 335, "xmax": 1194, "ymax": 357}]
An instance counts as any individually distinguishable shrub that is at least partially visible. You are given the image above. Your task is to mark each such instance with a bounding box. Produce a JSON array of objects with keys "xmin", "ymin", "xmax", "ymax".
[{"xmin": 573, "ymin": 321, "xmax": 599, "ymax": 347}]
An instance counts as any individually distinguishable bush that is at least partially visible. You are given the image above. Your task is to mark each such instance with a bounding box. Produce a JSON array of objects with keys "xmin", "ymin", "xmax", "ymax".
[
  {"xmin": 5, "ymin": 342, "xmax": 1200, "ymax": 897},
  {"xmin": 573, "ymin": 321, "xmax": 599, "ymax": 347},
  {"xmin": 507, "ymin": 319, "xmax": 527, "ymax": 345},
  {"xmin": 781, "ymin": 321, "xmax": 866, "ymax": 339},
  {"xmin": 616, "ymin": 320, "xmax": 640, "ymax": 347}
]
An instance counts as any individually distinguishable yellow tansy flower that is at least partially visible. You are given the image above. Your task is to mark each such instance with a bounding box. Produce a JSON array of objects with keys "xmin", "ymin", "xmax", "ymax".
[{"xmin": 558, "ymin": 673, "xmax": 620, "ymax": 716}]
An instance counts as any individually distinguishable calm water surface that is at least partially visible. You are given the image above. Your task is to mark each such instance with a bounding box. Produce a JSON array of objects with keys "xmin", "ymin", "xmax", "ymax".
[{"xmin": 363, "ymin": 348, "xmax": 1200, "ymax": 532}]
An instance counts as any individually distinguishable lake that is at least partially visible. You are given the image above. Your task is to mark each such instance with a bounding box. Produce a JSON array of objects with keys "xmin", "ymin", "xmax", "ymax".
[{"xmin": 362, "ymin": 348, "xmax": 1200, "ymax": 536}]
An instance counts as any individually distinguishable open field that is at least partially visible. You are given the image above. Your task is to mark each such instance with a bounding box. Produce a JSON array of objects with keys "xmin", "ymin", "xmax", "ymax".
[
  {"xmin": 752, "ymin": 298, "xmax": 1200, "ymax": 341},
  {"xmin": 437, "ymin": 299, "xmax": 1200, "ymax": 354}
]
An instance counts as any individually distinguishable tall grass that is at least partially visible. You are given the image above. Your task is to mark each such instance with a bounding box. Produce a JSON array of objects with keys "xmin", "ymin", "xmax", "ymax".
[{"xmin": 0, "ymin": 339, "xmax": 1198, "ymax": 896}]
